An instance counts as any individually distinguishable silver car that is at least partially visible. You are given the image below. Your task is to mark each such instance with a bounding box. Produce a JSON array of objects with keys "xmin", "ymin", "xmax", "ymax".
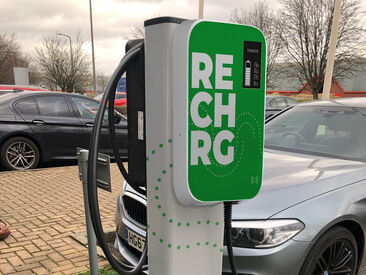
[{"xmin": 115, "ymin": 98, "xmax": 366, "ymax": 275}]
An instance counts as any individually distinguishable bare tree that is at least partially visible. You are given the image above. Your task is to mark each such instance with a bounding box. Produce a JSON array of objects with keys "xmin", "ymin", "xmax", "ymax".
[
  {"xmin": 34, "ymin": 34, "xmax": 90, "ymax": 93},
  {"xmin": 123, "ymin": 26, "xmax": 144, "ymax": 40},
  {"xmin": 0, "ymin": 33, "xmax": 29, "ymax": 84},
  {"xmin": 96, "ymin": 71, "xmax": 110, "ymax": 91},
  {"xmin": 28, "ymin": 63, "xmax": 43, "ymax": 86},
  {"xmin": 279, "ymin": 0, "xmax": 366, "ymax": 99},
  {"xmin": 231, "ymin": 2, "xmax": 283, "ymax": 89}
]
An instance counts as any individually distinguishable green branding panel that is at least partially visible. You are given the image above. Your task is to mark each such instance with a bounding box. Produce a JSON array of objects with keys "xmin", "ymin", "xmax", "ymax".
[{"xmin": 188, "ymin": 21, "xmax": 266, "ymax": 202}]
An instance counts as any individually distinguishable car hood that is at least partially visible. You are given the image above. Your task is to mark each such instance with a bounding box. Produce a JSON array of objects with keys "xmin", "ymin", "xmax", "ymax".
[{"xmin": 232, "ymin": 149, "xmax": 366, "ymax": 220}]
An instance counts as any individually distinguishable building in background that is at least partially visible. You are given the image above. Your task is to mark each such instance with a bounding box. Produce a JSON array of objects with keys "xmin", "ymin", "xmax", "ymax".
[
  {"xmin": 269, "ymin": 60, "xmax": 366, "ymax": 98},
  {"xmin": 13, "ymin": 67, "xmax": 29, "ymax": 85}
]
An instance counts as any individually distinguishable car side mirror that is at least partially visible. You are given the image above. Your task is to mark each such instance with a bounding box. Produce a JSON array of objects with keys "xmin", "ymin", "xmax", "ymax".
[{"xmin": 114, "ymin": 111, "xmax": 122, "ymax": 124}]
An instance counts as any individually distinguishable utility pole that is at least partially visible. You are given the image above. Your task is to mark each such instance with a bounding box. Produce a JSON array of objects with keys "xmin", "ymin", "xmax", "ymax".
[
  {"xmin": 322, "ymin": 0, "xmax": 341, "ymax": 100},
  {"xmin": 56, "ymin": 32, "xmax": 73, "ymax": 92},
  {"xmin": 89, "ymin": 0, "xmax": 97, "ymax": 94},
  {"xmin": 199, "ymin": 0, "xmax": 204, "ymax": 19}
]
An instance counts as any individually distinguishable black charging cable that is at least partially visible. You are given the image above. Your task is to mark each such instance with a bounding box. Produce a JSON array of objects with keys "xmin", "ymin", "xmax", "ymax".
[
  {"xmin": 107, "ymin": 45, "xmax": 146, "ymax": 196},
  {"xmin": 224, "ymin": 202, "xmax": 238, "ymax": 275},
  {"xmin": 87, "ymin": 42, "xmax": 147, "ymax": 274}
]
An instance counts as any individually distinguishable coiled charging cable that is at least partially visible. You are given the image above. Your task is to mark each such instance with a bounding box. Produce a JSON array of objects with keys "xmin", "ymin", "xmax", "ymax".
[{"xmin": 87, "ymin": 42, "xmax": 147, "ymax": 274}]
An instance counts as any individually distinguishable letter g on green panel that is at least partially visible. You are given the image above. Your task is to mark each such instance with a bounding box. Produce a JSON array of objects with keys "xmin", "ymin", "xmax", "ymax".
[{"xmin": 173, "ymin": 20, "xmax": 266, "ymax": 206}]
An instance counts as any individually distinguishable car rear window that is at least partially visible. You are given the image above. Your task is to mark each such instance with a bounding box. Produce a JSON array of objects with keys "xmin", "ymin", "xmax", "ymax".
[
  {"xmin": 15, "ymin": 98, "xmax": 39, "ymax": 115},
  {"xmin": 36, "ymin": 96, "xmax": 71, "ymax": 117}
]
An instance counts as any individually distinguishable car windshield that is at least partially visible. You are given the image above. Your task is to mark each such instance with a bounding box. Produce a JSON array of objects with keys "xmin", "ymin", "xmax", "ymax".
[{"xmin": 265, "ymin": 105, "xmax": 366, "ymax": 161}]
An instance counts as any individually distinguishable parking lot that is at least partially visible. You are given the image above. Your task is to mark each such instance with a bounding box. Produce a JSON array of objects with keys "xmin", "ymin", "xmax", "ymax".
[{"xmin": 0, "ymin": 164, "xmax": 123, "ymax": 274}]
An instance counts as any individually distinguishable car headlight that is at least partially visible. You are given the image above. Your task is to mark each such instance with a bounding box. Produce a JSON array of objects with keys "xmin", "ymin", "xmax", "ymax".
[{"xmin": 227, "ymin": 219, "xmax": 305, "ymax": 249}]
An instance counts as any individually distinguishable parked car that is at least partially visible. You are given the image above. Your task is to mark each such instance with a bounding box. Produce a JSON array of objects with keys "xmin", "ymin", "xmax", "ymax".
[
  {"xmin": 95, "ymin": 92, "xmax": 127, "ymax": 107},
  {"xmin": 0, "ymin": 91, "xmax": 127, "ymax": 170},
  {"xmin": 0, "ymin": 85, "xmax": 47, "ymax": 96},
  {"xmin": 115, "ymin": 98, "xmax": 366, "ymax": 275},
  {"xmin": 266, "ymin": 95, "xmax": 298, "ymax": 119}
]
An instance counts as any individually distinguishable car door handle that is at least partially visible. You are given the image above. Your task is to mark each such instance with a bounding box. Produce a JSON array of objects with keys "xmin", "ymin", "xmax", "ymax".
[
  {"xmin": 32, "ymin": 120, "xmax": 45, "ymax": 125},
  {"xmin": 85, "ymin": 123, "xmax": 94, "ymax": 127}
]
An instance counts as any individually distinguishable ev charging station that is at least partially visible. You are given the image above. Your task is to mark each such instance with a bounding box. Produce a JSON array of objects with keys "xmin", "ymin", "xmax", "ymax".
[{"xmin": 86, "ymin": 16, "xmax": 266, "ymax": 275}]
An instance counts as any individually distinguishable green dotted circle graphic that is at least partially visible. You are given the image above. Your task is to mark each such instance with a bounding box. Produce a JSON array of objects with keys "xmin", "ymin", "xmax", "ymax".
[
  {"xmin": 148, "ymin": 234, "xmax": 224, "ymax": 252},
  {"xmin": 189, "ymin": 104, "xmax": 263, "ymax": 181},
  {"xmin": 146, "ymin": 139, "xmax": 224, "ymax": 252}
]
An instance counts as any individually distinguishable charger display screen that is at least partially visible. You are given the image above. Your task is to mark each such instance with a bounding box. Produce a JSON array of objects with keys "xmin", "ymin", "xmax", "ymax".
[{"xmin": 243, "ymin": 41, "xmax": 262, "ymax": 89}]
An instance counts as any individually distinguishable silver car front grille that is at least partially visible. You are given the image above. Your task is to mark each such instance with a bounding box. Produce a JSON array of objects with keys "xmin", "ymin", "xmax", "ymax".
[{"xmin": 123, "ymin": 195, "xmax": 147, "ymax": 226}]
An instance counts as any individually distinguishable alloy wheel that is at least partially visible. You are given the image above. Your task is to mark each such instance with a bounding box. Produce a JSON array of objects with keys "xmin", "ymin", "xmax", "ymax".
[
  {"xmin": 312, "ymin": 239, "xmax": 356, "ymax": 275},
  {"xmin": 5, "ymin": 141, "xmax": 36, "ymax": 170}
]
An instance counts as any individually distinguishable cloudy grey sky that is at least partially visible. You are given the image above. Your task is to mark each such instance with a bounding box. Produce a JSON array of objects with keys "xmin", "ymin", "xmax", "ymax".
[{"xmin": 0, "ymin": 0, "xmax": 365, "ymax": 75}]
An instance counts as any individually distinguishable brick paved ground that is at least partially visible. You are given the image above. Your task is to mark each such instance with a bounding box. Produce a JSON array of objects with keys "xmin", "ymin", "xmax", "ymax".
[{"xmin": 0, "ymin": 164, "xmax": 124, "ymax": 274}]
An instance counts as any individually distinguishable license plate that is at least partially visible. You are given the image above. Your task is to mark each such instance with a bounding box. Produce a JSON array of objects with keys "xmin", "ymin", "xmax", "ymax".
[{"xmin": 125, "ymin": 228, "xmax": 146, "ymax": 252}]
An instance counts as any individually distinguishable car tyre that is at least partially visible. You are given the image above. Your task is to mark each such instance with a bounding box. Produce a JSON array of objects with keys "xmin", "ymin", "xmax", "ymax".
[
  {"xmin": 299, "ymin": 226, "xmax": 358, "ymax": 275},
  {"xmin": 0, "ymin": 137, "xmax": 40, "ymax": 170}
]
